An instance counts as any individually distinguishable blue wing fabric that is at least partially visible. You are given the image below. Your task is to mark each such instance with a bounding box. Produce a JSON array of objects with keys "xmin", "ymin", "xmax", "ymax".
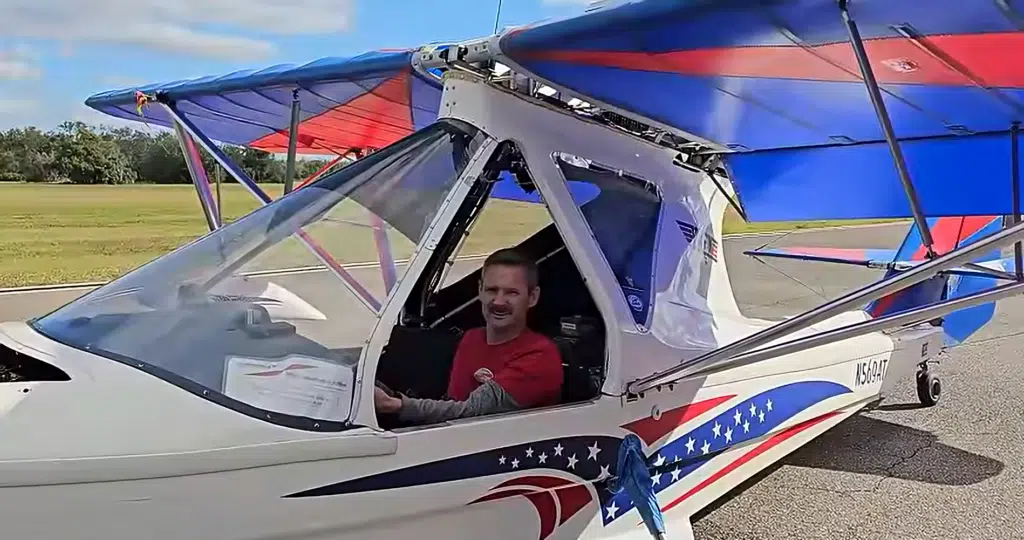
[
  {"xmin": 498, "ymin": 0, "xmax": 1024, "ymax": 220},
  {"xmin": 85, "ymin": 50, "xmax": 442, "ymax": 156}
]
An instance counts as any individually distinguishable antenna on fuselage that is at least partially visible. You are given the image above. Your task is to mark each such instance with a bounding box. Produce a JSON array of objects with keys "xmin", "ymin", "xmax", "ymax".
[{"xmin": 493, "ymin": 0, "xmax": 503, "ymax": 33}]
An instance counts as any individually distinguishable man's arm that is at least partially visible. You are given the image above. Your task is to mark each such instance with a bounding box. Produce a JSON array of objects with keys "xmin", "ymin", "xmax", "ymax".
[
  {"xmin": 392, "ymin": 379, "xmax": 522, "ymax": 424},
  {"xmin": 376, "ymin": 343, "xmax": 562, "ymax": 425}
]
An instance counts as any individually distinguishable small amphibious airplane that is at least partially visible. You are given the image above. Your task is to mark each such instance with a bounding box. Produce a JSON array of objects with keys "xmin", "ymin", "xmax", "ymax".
[{"xmin": 4, "ymin": 1, "xmax": 1024, "ymax": 539}]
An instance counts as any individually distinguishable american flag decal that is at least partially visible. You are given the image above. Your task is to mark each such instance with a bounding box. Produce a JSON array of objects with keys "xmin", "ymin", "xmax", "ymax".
[
  {"xmin": 598, "ymin": 380, "xmax": 851, "ymax": 524},
  {"xmin": 676, "ymin": 220, "xmax": 698, "ymax": 242},
  {"xmin": 703, "ymin": 233, "xmax": 719, "ymax": 262},
  {"xmin": 284, "ymin": 380, "xmax": 853, "ymax": 539}
]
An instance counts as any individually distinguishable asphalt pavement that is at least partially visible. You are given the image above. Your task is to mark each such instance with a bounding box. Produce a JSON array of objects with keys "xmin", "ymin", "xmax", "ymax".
[
  {"xmin": 696, "ymin": 224, "xmax": 1024, "ymax": 540},
  {"xmin": 1, "ymin": 223, "xmax": 1022, "ymax": 539}
]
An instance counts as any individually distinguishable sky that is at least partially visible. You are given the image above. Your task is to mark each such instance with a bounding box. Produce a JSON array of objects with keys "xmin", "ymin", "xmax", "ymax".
[{"xmin": 0, "ymin": 0, "xmax": 594, "ymax": 130}]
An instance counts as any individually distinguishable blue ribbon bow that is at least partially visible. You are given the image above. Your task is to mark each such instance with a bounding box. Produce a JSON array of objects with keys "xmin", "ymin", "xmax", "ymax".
[{"xmin": 612, "ymin": 434, "xmax": 666, "ymax": 539}]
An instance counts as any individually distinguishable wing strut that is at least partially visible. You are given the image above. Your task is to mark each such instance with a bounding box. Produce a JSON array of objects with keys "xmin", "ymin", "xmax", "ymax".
[
  {"xmin": 839, "ymin": 0, "xmax": 934, "ymax": 259},
  {"xmin": 626, "ymin": 1, "xmax": 1024, "ymax": 395},
  {"xmin": 171, "ymin": 120, "xmax": 221, "ymax": 231},
  {"xmin": 161, "ymin": 100, "xmax": 383, "ymax": 314},
  {"xmin": 693, "ymin": 279, "xmax": 1024, "ymax": 378},
  {"xmin": 283, "ymin": 89, "xmax": 301, "ymax": 195},
  {"xmin": 1012, "ymin": 121, "xmax": 1022, "ymax": 278}
]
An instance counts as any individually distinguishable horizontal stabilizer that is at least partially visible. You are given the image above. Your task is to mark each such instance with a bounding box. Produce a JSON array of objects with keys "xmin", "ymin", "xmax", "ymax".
[{"xmin": 745, "ymin": 215, "xmax": 1008, "ymax": 346}]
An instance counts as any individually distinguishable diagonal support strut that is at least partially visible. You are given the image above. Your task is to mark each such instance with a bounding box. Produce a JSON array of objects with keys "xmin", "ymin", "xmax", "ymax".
[
  {"xmin": 628, "ymin": 215, "xmax": 1024, "ymax": 394},
  {"xmin": 161, "ymin": 100, "xmax": 383, "ymax": 314},
  {"xmin": 839, "ymin": 0, "xmax": 935, "ymax": 258},
  {"xmin": 626, "ymin": 1, "xmax": 1024, "ymax": 394},
  {"xmin": 1012, "ymin": 121, "xmax": 1022, "ymax": 278},
  {"xmin": 283, "ymin": 88, "xmax": 301, "ymax": 195}
]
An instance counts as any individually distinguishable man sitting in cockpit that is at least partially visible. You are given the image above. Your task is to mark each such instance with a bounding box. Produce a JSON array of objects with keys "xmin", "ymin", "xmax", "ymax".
[{"xmin": 374, "ymin": 248, "xmax": 563, "ymax": 423}]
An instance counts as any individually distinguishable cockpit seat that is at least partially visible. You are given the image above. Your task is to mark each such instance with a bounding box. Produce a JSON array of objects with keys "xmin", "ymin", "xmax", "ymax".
[
  {"xmin": 376, "ymin": 326, "xmax": 462, "ymax": 400},
  {"xmin": 552, "ymin": 315, "xmax": 605, "ymax": 403}
]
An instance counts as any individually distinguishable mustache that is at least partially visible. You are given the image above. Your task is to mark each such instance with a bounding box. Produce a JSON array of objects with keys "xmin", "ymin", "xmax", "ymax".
[{"xmin": 487, "ymin": 303, "xmax": 512, "ymax": 313}]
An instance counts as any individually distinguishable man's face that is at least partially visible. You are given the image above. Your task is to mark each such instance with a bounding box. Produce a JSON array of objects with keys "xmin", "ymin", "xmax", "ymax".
[{"xmin": 479, "ymin": 264, "xmax": 539, "ymax": 332}]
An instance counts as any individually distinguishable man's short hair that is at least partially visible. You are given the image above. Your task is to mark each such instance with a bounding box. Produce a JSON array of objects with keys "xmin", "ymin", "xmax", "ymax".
[{"xmin": 482, "ymin": 248, "xmax": 539, "ymax": 289}]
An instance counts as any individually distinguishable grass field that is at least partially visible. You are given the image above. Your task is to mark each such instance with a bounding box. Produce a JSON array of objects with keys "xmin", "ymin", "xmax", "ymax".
[{"xmin": 0, "ymin": 183, "xmax": 903, "ymax": 288}]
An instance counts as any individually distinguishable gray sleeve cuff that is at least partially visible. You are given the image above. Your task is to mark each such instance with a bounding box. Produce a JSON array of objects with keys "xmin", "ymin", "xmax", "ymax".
[{"xmin": 396, "ymin": 380, "xmax": 522, "ymax": 424}]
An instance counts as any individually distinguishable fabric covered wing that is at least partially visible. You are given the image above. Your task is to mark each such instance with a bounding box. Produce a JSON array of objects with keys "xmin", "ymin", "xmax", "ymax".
[
  {"xmin": 497, "ymin": 0, "xmax": 1024, "ymax": 220},
  {"xmin": 84, "ymin": 50, "xmax": 443, "ymax": 156}
]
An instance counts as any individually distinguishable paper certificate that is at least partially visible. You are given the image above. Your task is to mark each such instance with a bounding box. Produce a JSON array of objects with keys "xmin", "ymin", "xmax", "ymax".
[{"xmin": 223, "ymin": 355, "xmax": 355, "ymax": 422}]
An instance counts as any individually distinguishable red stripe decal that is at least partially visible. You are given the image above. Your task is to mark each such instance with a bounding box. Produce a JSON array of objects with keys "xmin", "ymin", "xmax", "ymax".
[
  {"xmin": 522, "ymin": 32, "xmax": 1024, "ymax": 88},
  {"xmin": 621, "ymin": 394, "xmax": 736, "ymax": 446},
  {"xmin": 659, "ymin": 411, "xmax": 842, "ymax": 514},
  {"xmin": 489, "ymin": 476, "xmax": 574, "ymax": 491},
  {"xmin": 524, "ymin": 491, "xmax": 558, "ymax": 540},
  {"xmin": 556, "ymin": 484, "xmax": 593, "ymax": 525},
  {"xmin": 471, "ymin": 487, "xmax": 534, "ymax": 504}
]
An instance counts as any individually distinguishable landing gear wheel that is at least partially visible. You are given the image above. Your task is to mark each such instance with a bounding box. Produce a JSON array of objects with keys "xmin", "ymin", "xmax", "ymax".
[{"xmin": 916, "ymin": 370, "xmax": 941, "ymax": 407}]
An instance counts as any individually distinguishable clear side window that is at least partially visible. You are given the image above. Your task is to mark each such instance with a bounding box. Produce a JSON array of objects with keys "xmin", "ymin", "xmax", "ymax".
[
  {"xmin": 552, "ymin": 152, "xmax": 662, "ymax": 327},
  {"xmin": 30, "ymin": 119, "xmax": 486, "ymax": 430},
  {"xmin": 433, "ymin": 172, "xmax": 555, "ymax": 291},
  {"xmin": 374, "ymin": 141, "xmax": 609, "ymax": 426}
]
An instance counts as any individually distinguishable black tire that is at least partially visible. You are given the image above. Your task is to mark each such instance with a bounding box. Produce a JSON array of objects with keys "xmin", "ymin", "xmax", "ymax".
[{"xmin": 917, "ymin": 371, "xmax": 941, "ymax": 406}]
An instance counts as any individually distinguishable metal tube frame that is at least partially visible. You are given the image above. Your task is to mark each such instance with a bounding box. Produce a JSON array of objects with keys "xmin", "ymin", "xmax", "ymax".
[
  {"xmin": 1012, "ymin": 121, "xmax": 1022, "ymax": 279},
  {"xmin": 295, "ymin": 154, "xmax": 346, "ymax": 191},
  {"xmin": 171, "ymin": 121, "xmax": 221, "ymax": 231},
  {"xmin": 283, "ymin": 89, "xmax": 301, "ymax": 195},
  {"xmin": 369, "ymin": 213, "xmax": 398, "ymax": 293},
  {"xmin": 627, "ymin": 4, "xmax": 1024, "ymax": 394},
  {"xmin": 960, "ymin": 262, "xmax": 1019, "ymax": 282},
  {"xmin": 839, "ymin": 0, "xmax": 934, "ymax": 258},
  {"xmin": 161, "ymin": 101, "xmax": 383, "ymax": 314},
  {"xmin": 161, "ymin": 103, "xmax": 271, "ymax": 205},
  {"xmin": 692, "ymin": 279, "xmax": 1024, "ymax": 378},
  {"xmin": 629, "ymin": 217, "xmax": 1024, "ymax": 393},
  {"xmin": 294, "ymin": 147, "xmax": 400, "ymax": 295}
]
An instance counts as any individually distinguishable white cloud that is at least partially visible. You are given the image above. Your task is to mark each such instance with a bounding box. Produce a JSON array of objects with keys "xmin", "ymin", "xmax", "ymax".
[
  {"xmin": 98, "ymin": 75, "xmax": 146, "ymax": 88},
  {"xmin": 0, "ymin": 97, "xmax": 42, "ymax": 129},
  {"xmin": 0, "ymin": 0, "xmax": 355, "ymax": 61},
  {"xmin": 0, "ymin": 48, "xmax": 41, "ymax": 80},
  {"xmin": 0, "ymin": 98, "xmax": 39, "ymax": 115}
]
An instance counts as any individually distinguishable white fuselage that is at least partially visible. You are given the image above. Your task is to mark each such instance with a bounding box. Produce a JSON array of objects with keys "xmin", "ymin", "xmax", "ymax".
[{"xmin": 0, "ymin": 75, "xmax": 942, "ymax": 540}]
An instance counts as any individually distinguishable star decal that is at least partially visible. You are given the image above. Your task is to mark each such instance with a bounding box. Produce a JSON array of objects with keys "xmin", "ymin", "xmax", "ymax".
[{"xmin": 596, "ymin": 380, "xmax": 852, "ymax": 526}]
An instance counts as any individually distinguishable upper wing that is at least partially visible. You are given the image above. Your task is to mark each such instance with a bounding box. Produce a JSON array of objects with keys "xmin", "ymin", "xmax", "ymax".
[
  {"xmin": 496, "ymin": 0, "xmax": 1024, "ymax": 220},
  {"xmin": 84, "ymin": 49, "xmax": 444, "ymax": 156}
]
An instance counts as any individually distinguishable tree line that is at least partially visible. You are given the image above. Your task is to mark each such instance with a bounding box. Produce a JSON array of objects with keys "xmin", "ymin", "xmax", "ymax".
[{"xmin": 0, "ymin": 121, "xmax": 333, "ymax": 185}]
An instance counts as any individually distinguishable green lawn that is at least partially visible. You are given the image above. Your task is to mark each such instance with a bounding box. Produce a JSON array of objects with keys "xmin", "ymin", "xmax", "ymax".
[{"xmin": 0, "ymin": 183, "xmax": 902, "ymax": 288}]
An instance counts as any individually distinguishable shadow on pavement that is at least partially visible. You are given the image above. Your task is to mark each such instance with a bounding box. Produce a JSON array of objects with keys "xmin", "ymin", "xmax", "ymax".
[
  {"xmin": 693, "ymin": 412, "xmax": 1003, "ymax": 525},
  {"xmin": 783, "ymin": 414, "xmax": 1004, "ymax": 487}
]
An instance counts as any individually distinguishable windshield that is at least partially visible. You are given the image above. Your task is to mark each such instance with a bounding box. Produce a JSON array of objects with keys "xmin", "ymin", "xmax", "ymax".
[{"xmin": 31, "ymin": 119, "xmax": 486, "ymax": 430}]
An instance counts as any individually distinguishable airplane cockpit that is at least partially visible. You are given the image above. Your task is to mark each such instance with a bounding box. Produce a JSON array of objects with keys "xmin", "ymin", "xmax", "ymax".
[
  {"xmin": 374, "ymin": 140, "xmax": 615, "ymax": 426},
  {"xmin": 24, "ymin": 112, "xmax": 662, "ymax": 433}
]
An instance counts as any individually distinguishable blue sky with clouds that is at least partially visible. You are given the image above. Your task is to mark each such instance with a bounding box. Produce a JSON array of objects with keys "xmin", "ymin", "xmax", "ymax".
[{"xmin": 0, "ymin": 0, "xmax": 591, "ymax": 130}]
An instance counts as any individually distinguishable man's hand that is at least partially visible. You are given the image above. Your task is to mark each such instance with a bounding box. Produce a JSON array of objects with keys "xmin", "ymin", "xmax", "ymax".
[
  {"xmin": 374, "ymin": 385, "xmax": 402, "ymax": 414},
  {"xmin": 474, "ymin": 367, "xmax": 494, "ymax": 383}
]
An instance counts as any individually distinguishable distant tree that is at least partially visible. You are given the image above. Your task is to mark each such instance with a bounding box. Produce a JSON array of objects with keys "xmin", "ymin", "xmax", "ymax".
[
  {"xmin": 296, "ymin": 158, "xmax": 332, "ymax": 181},
  {"xmin": 0, "ymin": 126, "xmax": 56, "ymax": 182},
  {"xmin": 0, "ymin": 121, "xmax": 344, "ymax": 185},
  {"xmin": 50, "ymin": 122, "xmax": 136, "ymax": 185}
]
